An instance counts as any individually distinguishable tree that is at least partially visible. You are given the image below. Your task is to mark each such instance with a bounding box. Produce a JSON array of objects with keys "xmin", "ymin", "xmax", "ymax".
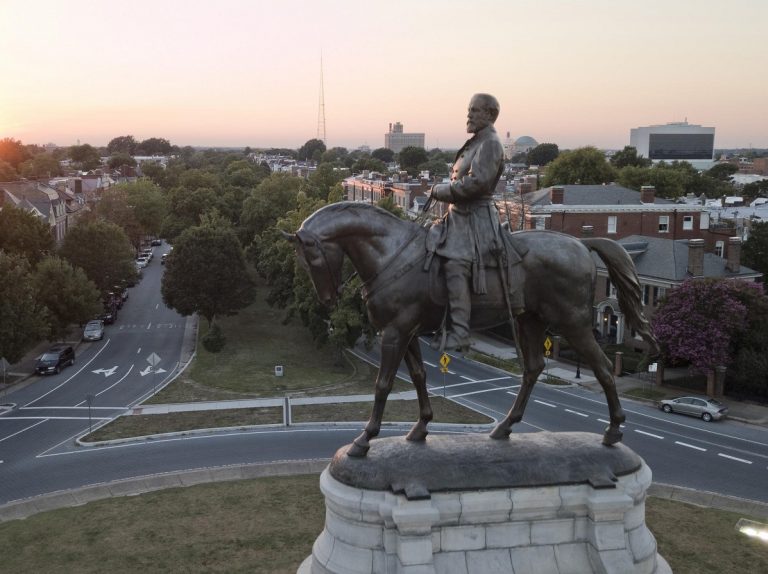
[
  {"xmin": 609, "ymin": 146, "xmax": 651, "ymax": 169},
  {"xmin": 59, "ymin": 220, "xmax": 137, "ymax": 294},
  {"xmin": 707, "ymin": 162, "xmax": 739, "ymax": 182},
  {"xmin": 298, "ymin": 139, "xmax": 326, "ymax": 162},
  {"xmin": 320, "ymin": 147, "xmax": 349, "ymax": 165},
  {"xmin": 161, "ymin": 224, "xmax": 256, "ymax": 327},
  {"xmin": 371, "ymin": 147, "xmax": 395, "ymax": 163},
  {"xmin": 107, "ymin": 135, "xmax": 138, "ymax": 155},
  {"xmin": 351, "ymin": 157, "xmax": 387, "ymax": 174},
  {"xmin": 20, "ymin": 153, "xmax": 62, "ymax": 178},
  {"xmin": 0, "ymin": 252, "xmax": 49, "ymax": 363},
  {"xmin": 742, "ymin": 179, "xmax": 768, "ymax": 198},
  {"xmin": 304, "ymin": 163, "xmax": 343, "ymax": 200},
  {"xmin": 239, "ymin": 173, "xmax": 302, "ymax": 245},
  {"xmin": 542, "ymin": 147, "xmax": 616, "ymax": 186},
  {"xmin": 742, "ymin": 220, "xmax": 768, "ymax": 277},
  {"xmin": 137, "ymin": 137, "xmax": 172, "ymax": 156},
  {"xmin": 107, "ymin": 153, "xmax": 137, "ymax": 170},
  {"xmin": 0, "ymin": 137, "xmax": 32, "ymax": 169},
  {"xmin": 0, "ymin": 159, "xmax": 17, "ymax": 181},
  {"xmin": 651, "ymin": 279, "xmax": 751, "ymax": 375},
  {"xmin": 98, "ymin": 180, "xmax": 167, "ymax": 250},
  {"xmin": 398, "ymin": 146, "xmax": 428, "ymax": 174},
  {"xmin": 223, "ymin": 159, "xmax": 269, "ymax": 188},
  {"xmin": 0, "ymin": 204, "xmax": 55, "ymax": 265},
  {"xmin": 69, "ymin": 144, "xmax": 101, "ymax": 171},
  {"xmin": 617, "ymin": 165, "xmax": 688, "ymax": 199},
  {"xmin": 33, "ymin": 256, "xmax": 102, "ymax": 341},
  {"xmin": 526, "ymin": 143, "xmax": 560, "ymax": 167}
]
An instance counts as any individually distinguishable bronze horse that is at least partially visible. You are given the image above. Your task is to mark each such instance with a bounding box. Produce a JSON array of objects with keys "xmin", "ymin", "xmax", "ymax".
[{"xmin": 286, "ymin": 202, "xmax": 657, "ymax": 457}]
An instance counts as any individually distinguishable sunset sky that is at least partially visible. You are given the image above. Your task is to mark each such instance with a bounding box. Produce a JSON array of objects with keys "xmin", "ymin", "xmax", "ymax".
[{"xmin": 1, "ymin": 0, "xmax": 766, "ymax": 151}]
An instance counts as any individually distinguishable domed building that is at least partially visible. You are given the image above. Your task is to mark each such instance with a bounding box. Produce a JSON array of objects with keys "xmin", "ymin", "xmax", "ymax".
[{"xmin": 514, "ymin": 136, "xmax": 538, "ymax": 154}]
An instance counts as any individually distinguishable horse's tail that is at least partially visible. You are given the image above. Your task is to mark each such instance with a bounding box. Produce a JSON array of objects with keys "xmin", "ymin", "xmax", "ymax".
[{"xmin": 581, "ymin": 238, "xmax": 660, "ymax": 356}]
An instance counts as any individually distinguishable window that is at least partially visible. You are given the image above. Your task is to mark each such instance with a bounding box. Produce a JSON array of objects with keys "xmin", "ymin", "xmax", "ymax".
[
  {"xmin": 700, "ymin": 211, "xmax": 710, "ymax": 229},
  {"xmin": 642, "ymin": 285, "xmax": 650, "ymax": 306},
  {"xmin": 715, "ymin": 240, "xmax": 724, "ymax": 257},
  {"xmin": 683, "ymin": 216, "xmax": 693, "ymax": 230},
  {"xmin": 535, "ymin": 217, "xmax": 545, "ymax": 230},
  {"xmin": 658, "ymin": 216, "xmax": 669, "ymax": 233},
  {"xmin": 607, "ymin": 215, "xmax": 617, "ymax": 234}
]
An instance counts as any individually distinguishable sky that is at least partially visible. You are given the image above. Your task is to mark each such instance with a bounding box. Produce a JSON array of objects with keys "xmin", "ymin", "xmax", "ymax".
[{"xmin": 1, "ymin": 0, "xmax": 766, "ymax": 151}]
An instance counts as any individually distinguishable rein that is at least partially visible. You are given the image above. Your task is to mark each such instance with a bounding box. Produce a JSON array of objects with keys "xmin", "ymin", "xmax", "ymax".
[{"xmin": 360, "ymin": 223, "xmax": 424, "ymax": 301}]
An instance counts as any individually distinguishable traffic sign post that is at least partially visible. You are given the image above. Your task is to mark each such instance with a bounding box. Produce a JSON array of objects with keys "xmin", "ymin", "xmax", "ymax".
[{"xmin": 439, "ymin": 354, "xmax": 450, "ymax": 397}]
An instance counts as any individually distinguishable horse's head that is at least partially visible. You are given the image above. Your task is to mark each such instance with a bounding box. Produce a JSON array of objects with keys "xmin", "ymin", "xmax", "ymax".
[{"xmin": 283, "ymin": 229, "xmax": 344, "ymax": 307}]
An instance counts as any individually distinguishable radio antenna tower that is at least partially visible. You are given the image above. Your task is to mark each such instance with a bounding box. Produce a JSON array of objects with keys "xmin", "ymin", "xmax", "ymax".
[{"xmin": 317, "ymin": 53, "xmax": 326, "ymax": 144}]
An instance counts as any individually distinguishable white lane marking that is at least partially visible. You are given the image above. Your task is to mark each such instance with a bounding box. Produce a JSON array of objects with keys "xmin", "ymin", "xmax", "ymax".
[
  {"xmin": 534, "ymin": 399, "xmax": 557, "ymax": 408},
  {"xmin": 21, "ymin": 406, "xmax": 123, "ymax": 410},
  {"xmin": 24, "ymin": 340, "xmax": 112, "ymax": 406},
  {"xmin": 0, "ymin": 420, "xmax": 48, "ymax": 443},
  {"xmin": 447, "ymin": 370, "xmax": 455, "ymax": 375},
  {"xmin": 507, "ymin": 391, "xmax": 518, "ymax": 397},
  {"xmin": 718, "ymin": 453, "xmax": 752, "ymax": 464},
  {"xmin": 96, "ymin": 364, "xmax": 135, "ymax": 397},
  {"xmin": 155, "ymin": 304, "xmax": 159, "ymax": 309},
  {"xmin": 675, "ymin": 441, "xmax": 707, "ymax": 452},
  {"xmin": 597, "ymin": 419, "xmax": 626, "ymax": 428},
  {"xmin": 429, "ymin": 380, "xmax": 487, "ymax": 391},
  {"xmin": 460, "ymin": 375, "xmax": 476, "ymax": 382},
  {"xmin": 550, "ymin": 386, "xmax": 768, "ymax": 449},
  {"xmin": 635, "ymin": 429, "xmax": 664, "ymax": 439},
  {"xmin": 1, "ymin": 416, "xmax": 111, "ymax": 421},
  {"xmin": 444, "ymin": 385, "xmax": 521, "ymax": 399},
  {"xmin": 147, "ymin": 322, "xmax": 152, "ymax": 329},
  {"xmin": 459, "ymin": 375, "xmax": 513, "ymax": 384},
  {"xmin": 565, "ymin": 409, "xmax": 588, "ymax": 418},
  {"xmin": 423, "ymin": 361, "xmax": 437, "ymax": 368},
  {"xmin": 137, "ymin": 347, "xmax": 141, "ymax": 354}
]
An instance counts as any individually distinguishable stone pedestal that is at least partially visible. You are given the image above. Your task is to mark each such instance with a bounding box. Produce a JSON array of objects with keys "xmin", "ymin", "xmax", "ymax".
[{"xmin": 299, "ymin": 432, "xmax": 671, "ymax": 574}]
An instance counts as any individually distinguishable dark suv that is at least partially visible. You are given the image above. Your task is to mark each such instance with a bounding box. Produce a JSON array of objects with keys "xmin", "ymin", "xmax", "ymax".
[{"xmin": 35, "ymin": 344, "xmax": 75, "ymax": 375}]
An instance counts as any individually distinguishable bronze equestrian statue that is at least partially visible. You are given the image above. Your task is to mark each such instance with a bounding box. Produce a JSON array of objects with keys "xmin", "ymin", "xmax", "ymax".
[{"xmin": 284, "ymin": 202, "xmax": 658, "ymax": 458}]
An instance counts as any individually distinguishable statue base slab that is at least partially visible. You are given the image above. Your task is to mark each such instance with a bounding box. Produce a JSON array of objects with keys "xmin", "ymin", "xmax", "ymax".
[{"xmin": 298, "ymin": 432, "xmax": 671, "ymax": 574}]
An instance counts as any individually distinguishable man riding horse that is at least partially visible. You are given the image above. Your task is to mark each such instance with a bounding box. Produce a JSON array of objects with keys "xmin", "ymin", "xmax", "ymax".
[{"xmin": 429, "ymin": 93, "xmax": 522, "ymax": 351}]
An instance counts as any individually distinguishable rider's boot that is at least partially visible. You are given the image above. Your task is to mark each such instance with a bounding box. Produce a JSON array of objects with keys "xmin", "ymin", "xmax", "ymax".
[{"xmin": 438, "ymin": 260, "xmax": 472, "ymax": 352}]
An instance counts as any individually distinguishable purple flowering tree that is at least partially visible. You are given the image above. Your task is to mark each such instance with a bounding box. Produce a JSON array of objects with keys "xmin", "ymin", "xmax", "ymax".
[{"xmin": 651, "ymin": 279, "xmax": 751, "ymax": 376}]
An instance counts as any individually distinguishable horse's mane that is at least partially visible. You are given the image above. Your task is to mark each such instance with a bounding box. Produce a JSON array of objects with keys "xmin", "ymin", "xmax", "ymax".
[{"xmin": 303, "ymin": 201, "xmax": 408, "ymax": 233}]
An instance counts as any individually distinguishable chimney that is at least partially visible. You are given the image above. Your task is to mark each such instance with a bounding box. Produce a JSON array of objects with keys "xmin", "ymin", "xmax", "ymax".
[
  {"xmin": 641, "ymin": 185, "xmax": 656, "ymax": 204},
  {"xmin": 551, "ymin": 185, "xmax": 564, "ymax": 204},
  {"xmin": 726, "ymin": 237, "xmax": 742, "ymax": 272},
  {"xmin": 687, "ymin": 239, "xmax": 705, "ymax": 276}
]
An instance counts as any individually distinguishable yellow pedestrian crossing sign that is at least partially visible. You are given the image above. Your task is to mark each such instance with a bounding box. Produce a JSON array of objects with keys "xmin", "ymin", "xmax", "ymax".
[
  {"xmin": 544, "ymin": 337, "xmax": 552, "ymax": 356},
  {"xmin": 439, "ymin": 353, "xmax": 451, "ymax": 368}
]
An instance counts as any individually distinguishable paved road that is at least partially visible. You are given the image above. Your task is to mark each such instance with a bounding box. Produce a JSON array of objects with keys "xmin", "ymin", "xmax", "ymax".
[
  {"xmin": 2, "ymin": 252, "xmax": 767, "ymax": 506},
  {"xmin": 353, "ymin": 342, "xmax": 768, "ymax": 504}
]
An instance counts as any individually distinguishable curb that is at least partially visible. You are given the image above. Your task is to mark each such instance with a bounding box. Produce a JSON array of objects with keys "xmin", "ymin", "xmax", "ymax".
[
  {"xmin": 1, "ymin": 459, "xmax": 766, "ymax": 523},
  {"xmin": 76, "ymin": 420, "xmax": 497, "ymax": 448}
]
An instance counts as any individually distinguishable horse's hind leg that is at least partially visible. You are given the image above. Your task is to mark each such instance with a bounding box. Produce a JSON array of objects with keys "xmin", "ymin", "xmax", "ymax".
[
  {"xmin": 565, "ymin": 327, "xmax": 625, "ymax": 445},
  {"xmin": 490, "ymin": 316, "xmax": 546, "ymax": 439},
  {"xmin": 348, "ymin": 327, "xmax": 408, "ymax": 458},
  {"xmin": 403, "ymin": 337, "xmax": 432, "ymax": 442}
]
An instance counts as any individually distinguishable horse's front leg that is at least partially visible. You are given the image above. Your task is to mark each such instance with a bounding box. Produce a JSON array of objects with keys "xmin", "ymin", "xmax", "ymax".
[
  {"xmin": 347, "ymin": 330, "xmax": 408, "ymax": 457},
  {"xmin": 403, "ymin": 336, "xmax": 432, "ymax": 442}
]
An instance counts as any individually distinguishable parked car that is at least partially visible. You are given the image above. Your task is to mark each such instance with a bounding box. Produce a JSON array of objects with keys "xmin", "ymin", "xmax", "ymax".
[
  {"xmin": 151, "ymin": 238, "xmax": 162, "ymax": 246},
  {"xmin": 82, "ymin": 320, "xmax": 105, "ymax": 341},
  {"xmin": 35, "ymin": 344, "xmax": 75, "ymax": 375},
  {"xmin": 161, "ymin": 253, "xmax": 168, "ymax": 265},
  {"xmin": 658, "ymin": 396, "xmax": 728, "ymax": 422},
  {"xmin": 142, "ymin": 247, "xmax": 153, "ymax": 260},
  {"xmin": 136, "ymin": 256, "xmax": 149, "ymax": 268}
]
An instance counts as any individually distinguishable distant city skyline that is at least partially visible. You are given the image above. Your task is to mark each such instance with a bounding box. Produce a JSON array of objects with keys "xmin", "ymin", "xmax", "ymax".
[{"xmin": 1, "ymin": 0, "xmax": 767, "ymax": 151}]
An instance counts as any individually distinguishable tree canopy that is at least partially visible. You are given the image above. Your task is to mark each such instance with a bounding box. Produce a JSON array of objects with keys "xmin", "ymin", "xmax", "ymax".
[
  {"xmin": 609, "ymin": 146, "xmax": 651, "ymax": 169},
  {"xmin": 542, "ymin": 146, "xmax": 616, "ymax": 186},
  {"xmin": 298, "ymin": 139, "xmax": 326, "ymax": 162},
  {"xmin": 107, "ymin": 135, "xmax": 138, "ymax": 155},
  {"xmin": 20, "ymin": 153, "xmax": 62, "ymax": 178},
  {"xmin": 651, "ymin": 279, "xmax": 754, "ymax": 374},
  {"xmin": 526, "ymin": 143, "xmax": 559, "ymax": 167},
  {"xmin": 742, "ymin": 221, "xmax": 768, "ymax": 277},
  {"xmin": 0, "ymin": 252, "xmax": 49, "ymax": 363},
  {"xmin": 33, "ymin": 256, "xmax": 102, "ymax": 341},
  {"xmin": 371, "ymin": 147, "xmax": 395, "ymax": 163},
  {"xmin": 59, "ymin": 220, "xmax": 137, "ymax": 293},
  {"xmin": 161, "ymin": 224, "xmax": 256, "ymax": 326},
  {"xmin": 0, "ymin": 137, "xmax": 32, "ymax": 169},
  {"xmin": 0, "ymin": 204, "xmax": 55, "ymax": 265},
  {"xmin": 69, "ymin": 143, "xmax": 102, "ymax": 171},
  {"xmin": 398, "ymin": 146, "xmax": 428, "ymax": 173}
]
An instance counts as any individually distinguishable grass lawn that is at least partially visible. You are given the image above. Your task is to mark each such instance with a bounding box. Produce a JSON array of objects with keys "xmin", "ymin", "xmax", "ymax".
[
  {"xmin": 0, "ymin": 475, "xmax": 765, "ymax": 574},
  {"xmin": 82, "ymin": 397, "xmax": 494, "ymax": 442}
]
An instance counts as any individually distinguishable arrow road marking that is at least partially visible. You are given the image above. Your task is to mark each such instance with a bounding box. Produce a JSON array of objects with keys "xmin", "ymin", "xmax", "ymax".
[
  {"xmin": 140, "ymin": 366, "xmax": 167, "ymax": 377},
  {"xmin": 92, "ymin": 366, "xmax": 118, "ymax": 377}
]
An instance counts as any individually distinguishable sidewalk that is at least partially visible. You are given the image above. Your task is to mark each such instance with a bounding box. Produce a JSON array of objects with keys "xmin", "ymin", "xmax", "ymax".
[{"xmin": 470, "ymin": 332, "xmax": 768, "ymax": 428}]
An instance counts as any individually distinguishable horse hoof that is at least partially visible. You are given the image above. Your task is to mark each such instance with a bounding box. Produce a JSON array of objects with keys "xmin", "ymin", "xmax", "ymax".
[
  {"xmin": 489, "ymin": 424, "xmax": 511, "ymax": 440},
  {"xmin": 347, "ymin": 440, "xmax": 370, "ymax": 458},
  {"xmin": 602, "ymin": 427, "xmax": 623, "ymax": 446},
  {"xmin": 405, "ymin": 427, "xmax": 428, "ymax": 442}
]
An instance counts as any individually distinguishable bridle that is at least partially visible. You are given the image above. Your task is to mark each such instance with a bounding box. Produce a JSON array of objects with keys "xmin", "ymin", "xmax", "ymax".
[{"xmin": 296, "ymin": 228, "xmax": 353, "ymax": 299}]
